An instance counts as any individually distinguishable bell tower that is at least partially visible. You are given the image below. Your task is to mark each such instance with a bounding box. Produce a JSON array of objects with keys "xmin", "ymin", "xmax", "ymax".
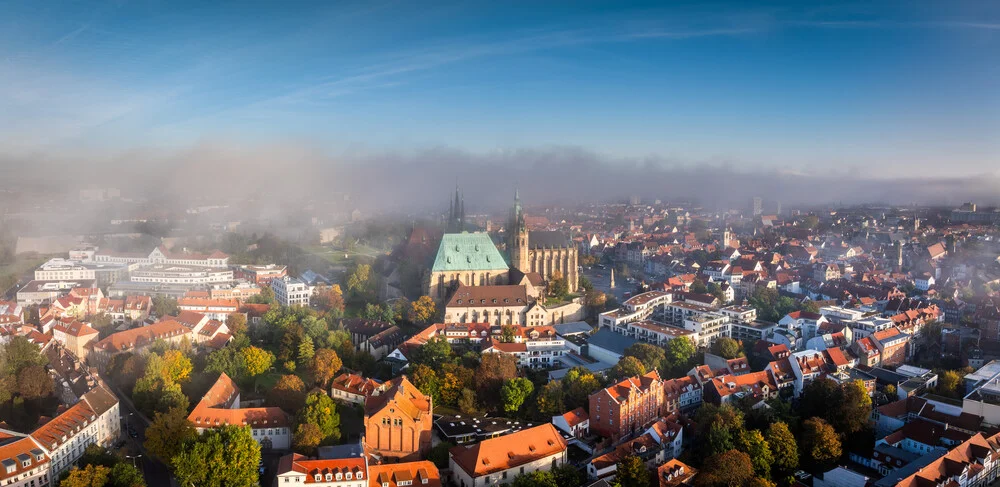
[{"xmin": 509, "ymin": 189, "xmax": 529, "ymax": 271}]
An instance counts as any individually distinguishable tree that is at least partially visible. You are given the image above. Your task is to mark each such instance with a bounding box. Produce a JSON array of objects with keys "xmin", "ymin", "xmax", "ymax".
[
  {"xmin": 78, "ymin": 443, "xmax": 117, "ymax": 468},
  {"xmin": 408, "ymin": 295, "xmax": 437, "ymax": 324},
  {"xmin": 707, "ymin": 282, "xmax": 726, "ymax": 302},
  {"xmin": 885, "ymin": 384, "xmax": 897, "ymax": 399},
  {"xmin": 62, "ymin": 464, "xmax": 111, "ymax": 487},
  {"xmin": 298, "ymin": 392, "xmax": 341, "ymax": 444},
  {"xmin": 550, "ymin": 274, "xmax": 569, "ymax": 300},
  {"xmin": 695, "ymin": 404, "xmax": 746, "ymax": 459},
  {"xmin": 311, "ymin": 348, "xmax": 342, "ymax": 387},
  {"xmin": 17, "ymin": 365, "xmax": 53, "ymax": 399},
  {"xmin": 226, "ymin": 313, "xmax": 248, "ymax": 336},
  {"xmin": 241, "ymin": 346, "xmax": 274, "ymax": 377},
  {"xmin": 346, "ymin": 263, "xmax": 373, "ymax": 300},
  {"xmin": 690, "ymin": 280, "xmax": 709, "ymax": 295},
  {"xmin": 475, "ymin": 353, "xmax": 518, "ymax": 407},
  {"xmin": 584, "ymin": 289, "xmax": 607, "ymax": 314},
  {"xmin": 664, "ymin": 337, "xmax": 697, "ymax": 374},
  {"xmin": 536, "ymin": 381, "xmax": 566, "ymax": 416},
  {"xmin": 765, "ymin": 422, "xmax": 798, "ymax": 473},
  {"xmin": 610, "ymin": 356, "xmax": 646, "ymax": 380},
  {"xmin": 313, "ymin": 285, "xmax": 345, "ymax": 314},
  {"xmin": 624, "ymin": 343, "xmax": 666, "ymax": 373},
  {"xmin": 151, "ymin": 296, "xmax": 179, "ymax": 317},
  {"xmin": 710, "ymin": 337, "xmax": 744, "ymax": 359},
  {"xmin": 552, "ymin": 464, "xmax": 584, "ymax": 487},
  {"xmin": 835, "ymin": 379, "xmax": 873, "ymax": 436},
  {"xmin": 562, "ymin": 368, "xmax": 601, "ymax": 409},
  {"xmin": 439, "ymin": 372, "xmax": 463, "ymax": 406},
  {"xmin": 160, "ymin": 350, "xmax": 193, "ymax": 383},
  {"xmin": 410, "ymin": 365, "xmax": 441, "ymax": 403},
  {"xmin": 172, "ymin": 425, "xmax": 261, "ymax": 487},
  {"xmin": 145, "ymin": 407, "xmax": 197, "ymax": 462},
  {"xmin": 512, "ymin": 471, "xmax": 559, "ymax": 487},
  {"xmin": 428, "ymin": 441, "xmax": 455, "ymax": 469},
  {"xmin": 415, "ymin": 335, "xmax": 452, "ymax": 369},
  {"xmin": 206, "ymin": 346, "xmax": 246, "ymax": 381},
  {"xmin": 737, "ymin": 429, "xmax": 773, "ymax": 479},
  {"xmin": 500, "ymin": 325, "xmax": 517, "ymax": 343},
  {"xmin": 293, "ymin": 423, "xmax": 325, "ymax": 455},
  {"xmin": 614, "ymin": 455, "xmax": 650, "ymax": 487},
  {"xmin": 802, "ymin": 417, "xmax": 842, "ymax": 468},
  {"xmin": 458, "ymin": 388, "xmax": 478, "ymax": 414},
  {"xmin": 501, "ymin": 378, "xmax": 535, "ymax": 414},
  {"xmin": 108, "ymin": 463, "xmax": 146, "ymax": 487},
  {"xmin": 298, "ymin": 336, "xmax": 315, "ymax": 365},
  {"xmin": 937, "ymin": 369, "xmax": 963, "ymax": 398},
  {"xmin": 269, "ymin": 375, "xmax": 307, "ymax": 411},
  {"xmin": 695, "ymin": 450, "xmax": 755, "ymax": 487}
]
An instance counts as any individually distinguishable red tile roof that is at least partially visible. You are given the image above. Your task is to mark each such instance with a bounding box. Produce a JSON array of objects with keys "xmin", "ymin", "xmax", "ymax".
[
  {"xmin": 0, "ymin": 436, "xmax": 48, "ymax": 482},
  {"xmin": 277, "ymin": 453, "xmax": 366, "ymax": 483},
  {"xmin": 188, "ymin": 373, "xmax": 290, "ymax": 429},
  {"xmin": 92, "ymin": 320, "xmax": 190, "ymax": 354},
  {"xmin": 449, "ymin": 424, "xmax": 567, "ymax": 478},
  {"xmin": 368, "ymin": 461, "xmax": 441, "ymax": 487}
]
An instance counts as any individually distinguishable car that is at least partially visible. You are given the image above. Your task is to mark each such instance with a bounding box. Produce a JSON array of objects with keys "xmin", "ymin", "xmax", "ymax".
[{"xmin": 128, "ymin": 429, "xmax": 138, "ymax": 439}]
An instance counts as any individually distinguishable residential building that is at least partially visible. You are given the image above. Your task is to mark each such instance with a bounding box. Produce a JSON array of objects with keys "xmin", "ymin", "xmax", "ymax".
[
  {"xmin": 623, "ymin": 320, "xmax": 697, "ymax": 347},
  {"xmin": 589, "ymin": 371, "xmax": 665, "ymax": 439},
  {"xmin": 176, "ymin": 297, "xmax": 239, "ymax": 321},
  {"xmin": 16, "ymin": 280, "xmax": 96, "ymax": 306},
  {"xmin": 657, "ymin": 459, "xmax": 697, "ymax": 487},
  {"xmin": 51, "ymin": 320, "xmax": 99, "ymax": 360},
  {"xmin": 30, "ymin": 384, "xmax": 120, "ymax": 478},
  {"xmin": 275, "ymin": 453, "xmax": 368, "ymax": 486},
  {"xmin": 0, "ymin": 436, "xmax": 49, "ymax": 487},
  {"xmin": 481, "ymin": 328, "xmax": 568, "ymax": 369},
  {"xmin": 344, "ymin": 319, "xmax": 405, "ymax": 361},
  {"xmin": 368, "ymin": 461, "xmax": 441, "ymax": 487},
  {"xmin": 330, "ymin": 373, "xmax": 386, "ymax": 405},
  {"xmin": 872, "ymin": 328, "xmax": 911, "ymax": 366},
  {"xmin": 449, "ymin": 424, "xmax": 568, "ymax": 487},
  {"xmin": 364, "ymin": 376, "xmax": 433, "ymax": 462},
  {"xmin": 703, "ymin": 371, "xmax": 778, "ymax": 406},
  {"xmin": 662, "ymin": 376, "xmax": 702, "ymax": 413},
  {"xmin": 272, "ymin": 277, "xmax": 311, "ymax": 307},
  {"xmin": 886, "ymin": 432, "xmax": 1000, "ymax": 487},
  {"xmin": 443, "ymin": 285, "xmax": 531, "ymax": 326},
  {"xmin": 188, "ymin": 373, "xmax": 292, "ymax": 450},
  {"xmin": 552, "ymin": 408, "xmax": 589, "ymax": 439},
  {"xmin": 88, "ymin": 320, "xmax": 192, "ymax": 369}
]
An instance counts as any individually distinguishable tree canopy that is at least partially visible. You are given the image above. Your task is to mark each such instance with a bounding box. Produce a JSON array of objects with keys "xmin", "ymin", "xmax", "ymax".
[{"xmin": 171, "ymin": 425, "xmax": 261, "ymax": 487}]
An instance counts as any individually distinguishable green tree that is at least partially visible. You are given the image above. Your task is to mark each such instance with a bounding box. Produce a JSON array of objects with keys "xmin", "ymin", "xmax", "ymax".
[
  {"xmin": 512, "ymin": 471, "xmax": 559, "ymax": 487},
  {"xmin": 410, "ymin": 365, "xmax": 441, "ymax": 403},
  {"xmin": 428, "ymin": 441, "xmax": 455, "ymax": 469},
  {"xmin": 690, "ymin": 280, "xmax": 709, "ymax": 295},
  {"xmin": 835, "ymin": 379, "xmax": 872, "ymax": 436},
  {"xmin": 241, "ymin": 346, "xmax": 274, "ymax": 377},
  {"xmin": 936, "ymin": 369, "xmax": 963, "ymax": 398},
  {"xmin": 298, "ymin": 336, "xmax": 315, "ymax": 366},
  {"xmin": 710, "ymin": 337, "xmax": 744, "ymax": 359},
  {"xmin": 78, "ymin": 443, "xmax": 117, "ymax": 468},
  {"xmin": 298, "ymin": 392, "xmax": 341, "ymax": 444},
  {"xmin": 664, "ymin": 337, "xmax": 697, "ymax": 374},
  {"xmin": 415, "ymin": 335, "xmax": 452, "ymax": 369},
  {"xmin": 171, "ymin": 425, "xmax": 261, "ymax": 487},
  {"xmin": 562, "ymin": 368, "xmax": 601, "ymax": 409},
  {"xmin": 145, "ymin": 407, "xmax": 197, "ymax": 462},
  {"xmin": 614, "ymin": 455, "xmax": 650, "ymax": 487},
  {"xmin": 624, "ymin": 343, "xmax": 666, "ymax": 373},
  {"xmin": 552, "ymin": 464, "xmax": 584, "ymax": 487},
  {"xmin": 151, "ymin": 296, "xmax": 179, "ymax": 317},
  {"xmin": 458, "ymin": 388, "xmax": 478, "ymax": 414},
  {"xmin": 765, "ymin": 422, "xmax": 799, "ymax": 473},
  {"xmin": 737, "ymin": 429, "xmax": 773, "ymax": 479},
  {"xmin": 500, "ymin": 325, "xmax": 518, "ymax": 343},
  {"xmin": 17, "ymin": 365, "xmax": 54, "ymax": 399},
  {"xmin": 610, "ymin": 356, "xmax": 646, "ymax": 380},
  {"xmin": 109, "ymin": 463, "xmax": 146, "ymax": 487},
  {"xmin": 536, "ymin": 381, "xmax": 566, "ymax": 416},
  {"xmin": 226, "ymin": 313, "xmax": 248, "ymax": 336},
  {"xmin": 694, "ymin": 450, "xmax": 755, "ymax": 487},
  {"xmin": 802, "ymin": 417, "xmax": 842, "ymax": 468},
  {"xmin": 501, "ymin": 377, "xmax": 535, "ymax": 414}
]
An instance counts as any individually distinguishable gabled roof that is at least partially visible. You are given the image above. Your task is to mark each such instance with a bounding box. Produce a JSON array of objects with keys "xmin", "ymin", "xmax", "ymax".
[
  {"xmin": 449, "ymin": 424, "xmax": 567, "ymax": 477},
  {"xmin": 364, "ymin": 376, "xmax": 431, "ymax": 421},
  {"xmin": 276, "ymin": 453, "xmax": 366, "ymax": 483},
  {"xmin": 92, "ymin": 320, "xmax": 190, "ymax": 354},
  {"xmin": 431, "ymin": 233, "xmax": 508, "ymax": 272},
  {"xmin": 368, "ymin": 461, "xmax": 441, "ymax": 487},
  {"xmin": 188, "ymin": 373, "xmax": 290, "ymax": 429}
]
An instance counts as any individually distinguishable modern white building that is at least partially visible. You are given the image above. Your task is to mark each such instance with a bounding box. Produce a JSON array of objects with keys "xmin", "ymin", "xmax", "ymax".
[
  {"xmin": 272, "ymin": 277, "xmax": 311, "ymax": 307},
  {"xmin": 130, "ymin": 264, "xmax": 233, "ymax": 285}
]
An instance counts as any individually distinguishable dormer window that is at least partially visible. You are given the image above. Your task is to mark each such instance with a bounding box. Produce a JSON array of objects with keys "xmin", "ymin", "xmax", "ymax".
[
  {"xmin": 334, "ymin": 472, "xmax": 342, "ymax": 480},
  {"xmin": 346, "ymin": 472, "xmax": 353, "ymax": 480},
  {"xmin": 314, "ymin": 474, "xmax": 322, "ymax": 481},
  {"xmin": 325, "ymin": 473, "xmax": 333, "ymax": 481},
  {"xmin": 357, "ymin": 472, "xmax": 363, "ymax": 479}
]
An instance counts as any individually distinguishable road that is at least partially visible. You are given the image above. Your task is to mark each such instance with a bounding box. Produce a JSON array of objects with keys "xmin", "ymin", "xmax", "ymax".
[{"xmin": 108, "ymin": 381, "xmax": 173, "ymax": 487}]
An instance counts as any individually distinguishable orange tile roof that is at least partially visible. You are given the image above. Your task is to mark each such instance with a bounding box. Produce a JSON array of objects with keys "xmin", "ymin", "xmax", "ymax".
[
  {"xmin": 278, "ymin": 453, "xmax": 366, "ymax": 483},
  {"xmin": 449, "ymin": 424, "xmax": 567, "ymax": 478},
  {"xmin": 0, "ymin": 436, "xmax": 48, "ymax": 482},
  {"xmin": 30, "ymin": 385, "xmax": 117, "ymax": 451},
  {"xmin": 896, "ymin": 432, "xmax": 1000, "ymax": 487},
  {"xmin": 365, "ymin": 376, "xmax": 431, "ymax": 421},
  {"xmin": 92, "ymin": 320, "xmax": 190, "ymax": 354},
  {"xmin": 560, "ymin": 407, "xmax": 589, "ymax": 428},
  {"xmin": 658, "ymin": 459, "xmax": 697, "ymax": 487},
  {"xmin": 595, "ymin": 370, "xmax": 663, "ymax": 404},
  {"xmin": 189, "ymin": 373, "xmax": 290, "ymax": 429},
  {"xmin": 331, "ymin": 373, "xmax": 384, "ymax": 397},
  {"xmin": 52, "ymin": 320, "xmax": 98, "ymax": 338},
  {"xmin": 368, "ymin": 461, "xmax": 441, "ymax": 487}
]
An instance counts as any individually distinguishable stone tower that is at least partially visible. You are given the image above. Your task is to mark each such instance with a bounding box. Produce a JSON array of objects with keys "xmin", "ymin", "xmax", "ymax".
[
  {"xmin": 447, "ymin": 185, "xmax": 465, "ymax": 232},
  {"xmin": 894, "ymin": 240, "xmax": 903, "ymax": 271},
  {"xmin": 509, "ymin": 189, "xmax": 529, "ymax": 271}
]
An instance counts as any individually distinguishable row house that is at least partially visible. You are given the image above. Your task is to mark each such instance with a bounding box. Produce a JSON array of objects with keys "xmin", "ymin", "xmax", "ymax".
[
  {"xmin": 0, "ymin": 435, "xmax": 49, "ymax": 487},
  {"xmin": 662, "ymin": 375, "xmax": 702, "ymax": 413},
  {"xmin": 275, "ymin": 454, "xmax": 370, "ymax": 487},
  {"xmin": 176, "ymin": 297, "xmax": 239, "ymax": 321},
  {"xmin": 589, "ymin": 371, "xmax": 665, "ymax": 439},
  {"xmin": 481, "ymin": 326, "xmax": 568, "ymax": 369},
  {"xmin": 30, "ymin": 385, "xmax": 120, "ymax": 478},
  {"xmin": 330, "ymin": 373, "xmax": 387, "ymax": 405},
  {"xmin": 891, "ymin": 432, "xmax": 1000, "ymax": 487},
  {"xmin": 703, "ymin": 371, "xmax": 779, "ymax": 407},
  {"xmin": 88, "ymin": 320, "xmax": 192, "ymax": 369}
]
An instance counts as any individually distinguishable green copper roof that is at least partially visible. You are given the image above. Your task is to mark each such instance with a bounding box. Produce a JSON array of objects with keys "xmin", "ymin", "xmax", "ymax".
[{"xmin": 431, "ymin": 233, "xmax": 509, "ymax": 272}]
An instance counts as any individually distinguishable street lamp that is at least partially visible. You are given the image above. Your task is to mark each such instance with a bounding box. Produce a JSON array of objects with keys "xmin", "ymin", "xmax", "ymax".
[{"xmin": 125, "ymin": 454, "xmax": 142, "ymax": 467}]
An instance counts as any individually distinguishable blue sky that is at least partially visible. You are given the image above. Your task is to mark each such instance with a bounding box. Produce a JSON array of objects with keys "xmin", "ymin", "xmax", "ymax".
[{"xmin": 0, "ymin": 0, "xmax": 997, "ymax": 175}]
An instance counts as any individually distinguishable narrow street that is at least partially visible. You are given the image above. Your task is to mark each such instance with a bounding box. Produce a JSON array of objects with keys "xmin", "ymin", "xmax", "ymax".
[{"xmin": 106, "ymin": 380, "xmax": 174, "ymax": 487}]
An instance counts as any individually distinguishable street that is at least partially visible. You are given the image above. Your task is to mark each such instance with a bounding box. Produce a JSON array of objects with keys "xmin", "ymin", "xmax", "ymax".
[{"xmin": 109, "ymin": 381, "xmax": 174, "ymax": 487}]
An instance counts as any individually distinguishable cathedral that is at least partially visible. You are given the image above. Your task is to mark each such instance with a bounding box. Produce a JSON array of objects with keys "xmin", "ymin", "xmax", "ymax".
[
  {"xmin": 424, "ymin": 189, "xmax": 579, "ymax": 302},
  {"xmin": 507, "ymin": 190, "xmax": 579, "ymax": 294}
]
